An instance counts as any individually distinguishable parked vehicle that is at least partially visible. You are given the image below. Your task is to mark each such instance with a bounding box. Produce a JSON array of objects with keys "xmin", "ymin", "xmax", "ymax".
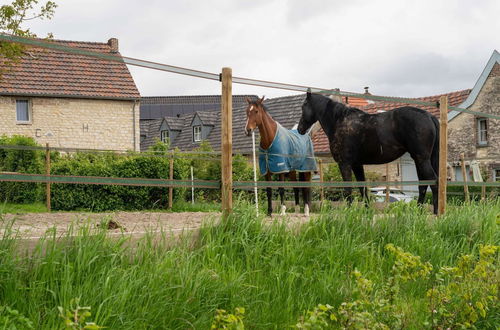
[{"xmin": 369, "ymin": 187, "xmax": 414, "ymax": 203}]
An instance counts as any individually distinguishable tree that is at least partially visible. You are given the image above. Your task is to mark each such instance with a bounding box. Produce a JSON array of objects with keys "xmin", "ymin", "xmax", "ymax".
[{"xmin": 0, "ymin": 0, "xmax": 57, "ymax": 67}]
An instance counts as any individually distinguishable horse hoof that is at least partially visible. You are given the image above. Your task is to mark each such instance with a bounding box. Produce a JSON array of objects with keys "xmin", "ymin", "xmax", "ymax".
[
  {"xmin": 304, "ymin": 204, "xmax": 310, "ymax": 217},
  {"xmin": 280, "ymin": 205, "xmax": 286, "ymax": 216}
]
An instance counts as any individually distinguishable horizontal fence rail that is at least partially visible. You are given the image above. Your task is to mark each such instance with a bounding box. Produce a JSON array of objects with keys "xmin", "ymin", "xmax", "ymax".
[
  {"xmin": 2, "ymin": 34, "xmax": 499, "ymax": 121},
  {"xmin": 0, "ymin": 172, "xmax": 220, "ymax": 189},
  {"xmin": 2, "ymin": 173, "xmax": 497, "ymax": 190}
]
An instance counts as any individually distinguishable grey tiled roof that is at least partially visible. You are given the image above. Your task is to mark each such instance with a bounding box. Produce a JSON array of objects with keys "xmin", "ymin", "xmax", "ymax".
[
  {"xmin": 196, "ymin": 110, "xmax": 218, "ymax": 126},
  {"xmin": 141, "ymin": 95, "xmax": 254, "ymax": 105},
  {"xmin": 164, "ymin": 116, "xmax": 184, "ymax": 131},
  {"xmin": 140, "ymin": 119, "xmax": 162, "ymax": 151},
  {"xmin": 170, "ymin": 113, "xmax": 197, "ymax": 149},
  {"xmin": 140, "ymin": 95, "xmax": 256, "ymax": 119},
  {"xmin": 167, "ymin": 93, "xmax": 306, "ymax": 153}
]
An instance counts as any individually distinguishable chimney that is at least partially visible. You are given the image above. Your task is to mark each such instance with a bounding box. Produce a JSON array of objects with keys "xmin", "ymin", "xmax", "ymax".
[
  {"xmin": 364, "ymin": 86, "xmax": 370, "ymax": 95},
  {"xmin": 108, "ymin": 38, "xmax": 119, "ymax": 53}
]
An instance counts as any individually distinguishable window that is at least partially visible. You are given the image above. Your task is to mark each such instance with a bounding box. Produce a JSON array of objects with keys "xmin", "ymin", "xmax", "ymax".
[
  {"xmin": 160, "ymin": 130, "xmax": 169, "ymax": 143},
  {"xmin": 494, "ymin": 168, "xmax": 500, "ymax": 182},
  {"xmin": 477, "ymin": 118, "xmax": 488, "ymax": 146},
  {"xmin": 193, "ymin": 125, "xmax": 202, "ymax": 142},
  {"xmin": 16, "ymin": 100, "xmax": 30, "ymax": 123}
]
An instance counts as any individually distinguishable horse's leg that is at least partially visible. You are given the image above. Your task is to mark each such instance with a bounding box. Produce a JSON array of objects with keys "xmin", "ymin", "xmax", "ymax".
[
  {"xmin": 338, "ymin": 162, "xmax": 354, "ymax": 204},
  {"xmin": 279, "ymin": 173, "xmax": 286, "ymax": 215},
  {"xmin": 414, "ymin": 158, "xmax": 438, "ymax": 214},
  {"xmin": 352, "ymin": 164, "xmax": 369, "ymax": 207},
  {"xmin": 266, "ymin": 172, "xmax": 273, "ymax": 216},
  {"xmin": 300, "ymin": 172, "xmax": 312, "ymax": 216},
  {"xmin": 289, "ymin": 171, "xmax": 300, "ymax": 213}
]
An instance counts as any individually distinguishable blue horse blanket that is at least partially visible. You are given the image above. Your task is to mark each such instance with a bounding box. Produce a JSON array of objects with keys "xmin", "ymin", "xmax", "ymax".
[{"xmin": 259, "ymin": 124, "xmax": 318, "ymax": 175}]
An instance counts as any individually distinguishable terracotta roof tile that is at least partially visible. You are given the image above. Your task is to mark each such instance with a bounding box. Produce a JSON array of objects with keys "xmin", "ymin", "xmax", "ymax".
[{"xmin": 0, "ymin": 38, "xmax": 140, "ymax": 100}]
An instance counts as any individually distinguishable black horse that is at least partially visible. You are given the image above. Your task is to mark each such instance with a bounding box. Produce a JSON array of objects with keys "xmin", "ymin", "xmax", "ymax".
[{"xmin": 297, "ymin": 92, "xmax": 440, "ymax": 214}]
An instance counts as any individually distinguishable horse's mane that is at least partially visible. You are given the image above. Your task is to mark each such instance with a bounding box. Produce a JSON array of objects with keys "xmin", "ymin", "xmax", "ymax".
[{"xmin": 327, "ymin": 99, "xmax": 364, "ymax": 115}]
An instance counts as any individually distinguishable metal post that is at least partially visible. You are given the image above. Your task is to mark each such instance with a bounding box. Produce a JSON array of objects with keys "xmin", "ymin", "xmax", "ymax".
[
  {"xmin": 168, "ymin": 153, "xmax": 173, "ymax": 209},
  {"xmin": 45, "ymin": 143, "xmax": 51, "ymax": 212},
  {"xmin": 191, "ymin": 166, "xmax": 195, "ymax": 205},
  {"xmin": 251, "ymin": 131, "xmax": 259, "ymax": 215},
  {"xmin": 438, "ymin": 96, "xmax": 448, "ymax": 215},
  {"xmin": 221, "ymin": 67, "xmax": 233, "ymax": 217},
  {"xmin": 460, "ymin": 152, "xmax": 469, "ymax": 203}
]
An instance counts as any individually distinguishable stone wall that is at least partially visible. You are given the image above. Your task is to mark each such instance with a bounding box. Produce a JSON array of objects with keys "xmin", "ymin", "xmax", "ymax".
[
  {"xmin": 448, "ymin": 63, "xmax": 500, "ymax": 179},
  {"xmin": 0, "ymin": 96, "xmax": 140, "ymax": 151}
]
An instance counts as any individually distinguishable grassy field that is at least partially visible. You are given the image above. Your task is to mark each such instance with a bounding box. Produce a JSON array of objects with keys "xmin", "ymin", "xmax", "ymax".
[{"xmin": 0, "ymin": 201, "xmax": 498, "ymax": 329}]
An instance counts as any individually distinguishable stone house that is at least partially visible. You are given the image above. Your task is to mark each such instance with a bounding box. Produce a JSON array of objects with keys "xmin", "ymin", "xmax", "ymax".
[
  {"xmin": 0, "ymin": 37, "xmax": 141, "ymax": 151},
  {"xmin": 448, "ymin": 50, "xmax": 500, "ymax": 182}
]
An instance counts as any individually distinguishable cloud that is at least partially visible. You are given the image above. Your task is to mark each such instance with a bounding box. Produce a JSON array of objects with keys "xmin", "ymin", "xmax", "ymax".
[{"xmin": 24, "ymin": 0, "xmax": 500, "ymax": 98}]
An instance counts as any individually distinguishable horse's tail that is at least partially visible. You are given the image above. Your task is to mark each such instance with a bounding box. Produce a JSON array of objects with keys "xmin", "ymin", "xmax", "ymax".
[{"xmin": 431, "ymin": 115, "xmax": 440, "ymax": 178}]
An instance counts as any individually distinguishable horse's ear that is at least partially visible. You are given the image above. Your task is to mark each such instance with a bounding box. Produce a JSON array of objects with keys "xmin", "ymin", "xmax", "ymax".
[
  {"xmin": 306, "ymin": 88, "xmax": 311, "ymax": 99},
  {"xmin": 259, "ymin": 96, "xmax": 265, "ymax": 104},
  {"xmin": 245, "ymin": 97, "xmax": 252, "ymax": 104}
]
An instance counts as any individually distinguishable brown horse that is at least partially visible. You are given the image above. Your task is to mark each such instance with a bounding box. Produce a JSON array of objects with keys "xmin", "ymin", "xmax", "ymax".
[{"xmin": 244, "ymin": 96, "xmax": 315, "ymax": 216}]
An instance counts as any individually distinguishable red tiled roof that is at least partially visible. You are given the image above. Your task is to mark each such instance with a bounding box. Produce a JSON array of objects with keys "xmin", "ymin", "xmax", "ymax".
[
  {"xmin": 312, "ymin": 89, "xmax": 471, "ymax": 153},
  {"xmin": 342, "ymin": 95, "xmax": 369, "ymax": 107},
  {"xmin": 0, "ymin": 38, "xmax": 140, "ymax": 100},
  {"xmin": 360, "ymin": 89, "xmax": 471, "ymax": 117}
]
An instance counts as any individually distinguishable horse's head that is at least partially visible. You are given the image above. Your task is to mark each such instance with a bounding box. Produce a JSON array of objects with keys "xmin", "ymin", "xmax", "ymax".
[
  {"xmin": 298, "ymin": 91, "xmax": 317, "ymax": 135},
  {"xmin": 244, "ymin": 96, "xmax": 265, "ymax": 136}
]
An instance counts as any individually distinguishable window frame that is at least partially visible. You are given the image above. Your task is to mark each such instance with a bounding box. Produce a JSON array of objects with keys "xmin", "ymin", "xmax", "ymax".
[
  {"xmin": 193, "ymin": 125, "xmax": 202, "ymax": 142},
  {"xmin": 493, "ymin": 168, "xmax": 500, "ymax": 182},
  {"xmin": 160, "ymin": 129, "xmax": 169, "ymax": 143},
  {"xmin": 476, "ymin": 117, "xmax": 488, "ymax": 146},
  {"xmin": 15, "ymin": 99, "xmax": 32, "ymax": 124}
]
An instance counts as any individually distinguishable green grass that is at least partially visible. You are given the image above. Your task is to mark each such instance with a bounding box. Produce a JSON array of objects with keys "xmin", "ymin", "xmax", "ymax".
[
  {"xmin": 0, "ymin": 202, "xmax": 48, "ymax": 214},
  {"xmin": 0, "ymin": 201, "xmax": 498, "ymax": 329}
]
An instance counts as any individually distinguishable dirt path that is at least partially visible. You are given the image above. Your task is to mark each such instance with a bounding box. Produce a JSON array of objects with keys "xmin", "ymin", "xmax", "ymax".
[
  {"xmin": 1, "ymin": 211, "xmax": 222, "ymax": 239},
  {"xmin": 0, "ymin": 210, "xmax": 314, "ymax": 240}
]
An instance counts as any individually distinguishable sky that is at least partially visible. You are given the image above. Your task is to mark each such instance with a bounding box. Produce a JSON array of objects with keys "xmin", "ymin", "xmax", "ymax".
[{"xmin": 23, "ymin": 0, "xmax": 500, "ymax": 99}]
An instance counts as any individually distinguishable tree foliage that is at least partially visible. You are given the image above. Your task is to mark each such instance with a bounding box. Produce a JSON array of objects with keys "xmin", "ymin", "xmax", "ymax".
[{"xmin": 0, "ymin": 0, "xmax": 57, "ymax": 68}]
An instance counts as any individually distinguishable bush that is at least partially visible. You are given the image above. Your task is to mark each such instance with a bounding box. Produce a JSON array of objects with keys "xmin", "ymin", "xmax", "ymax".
[
  {"xmin": 51, "ymin": 148, "xmax": 191, "ymax": 211},
  {"xmin": 0, "ymin": 135, "xmax": 44, "ymax": 203}
]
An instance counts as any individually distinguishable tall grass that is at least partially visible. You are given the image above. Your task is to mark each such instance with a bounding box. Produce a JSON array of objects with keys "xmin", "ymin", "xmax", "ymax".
[{"xmin": 0, "ymin": 201, "xmax": 498, "ymax": 329}]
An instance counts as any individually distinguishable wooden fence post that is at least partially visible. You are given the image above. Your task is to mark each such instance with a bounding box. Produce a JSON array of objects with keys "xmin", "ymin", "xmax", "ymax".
[
  {"xmin": 221, "ymin": 67, "xmax": 233, "ymax": 217},
  {"xmin": 438, "ymin": 96, "xmax": 448, "ymax": 215},
  {"xmin": 45, "ymin": 143, "xmax": 51, "ymax": 212},
  {"xmin": 460, "ymin": 152, "xmax": 469, "ymax": 203},
  {"xmin": 168, "ymin": 152, "xmax": 173, "ymax": 209},
  {"xmin": 318, "ymin": 159, "xmax": 324, "ymax": 203}
]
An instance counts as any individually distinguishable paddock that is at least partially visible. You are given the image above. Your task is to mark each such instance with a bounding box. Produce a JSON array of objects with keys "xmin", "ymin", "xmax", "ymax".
[{"xmin": 0, "ymin": 34, "xmax": 498, "ymax": 217}]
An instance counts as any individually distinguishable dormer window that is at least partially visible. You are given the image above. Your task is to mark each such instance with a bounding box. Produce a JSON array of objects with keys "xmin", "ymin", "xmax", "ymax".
[
  {"xmin": 160, "ymin": 129, "xmax": 169, "ymax": 143},
  {"xmin": 193, "ymin": 125, "xmax": 202, "ymax": 142}
]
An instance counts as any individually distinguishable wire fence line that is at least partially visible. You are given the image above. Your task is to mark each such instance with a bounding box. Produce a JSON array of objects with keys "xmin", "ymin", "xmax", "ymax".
[{"xmin": 1, "ymin": 34, "xmax": 499, "ymax": 120}]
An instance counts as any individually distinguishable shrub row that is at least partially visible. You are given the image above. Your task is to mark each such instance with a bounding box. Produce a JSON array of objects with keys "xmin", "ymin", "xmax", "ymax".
[{"xmin": 0, "ymin": 137, "xmax": 255, "ymax": 211}]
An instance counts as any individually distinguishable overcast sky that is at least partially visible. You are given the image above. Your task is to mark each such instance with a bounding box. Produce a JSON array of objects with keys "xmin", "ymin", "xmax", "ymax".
[{"xmin": 25, "ymin": 0, "xmax": 500, "ymax": 98}]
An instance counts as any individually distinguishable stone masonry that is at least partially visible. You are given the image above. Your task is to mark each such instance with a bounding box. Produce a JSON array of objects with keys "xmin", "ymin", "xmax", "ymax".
[
  {"xmin": 448, "ymin": 63, "xmax": 500, "ymax": 179},
  {"xmin": 0, "ymin": 96, "xmax": 140, "ymax": 151}
]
